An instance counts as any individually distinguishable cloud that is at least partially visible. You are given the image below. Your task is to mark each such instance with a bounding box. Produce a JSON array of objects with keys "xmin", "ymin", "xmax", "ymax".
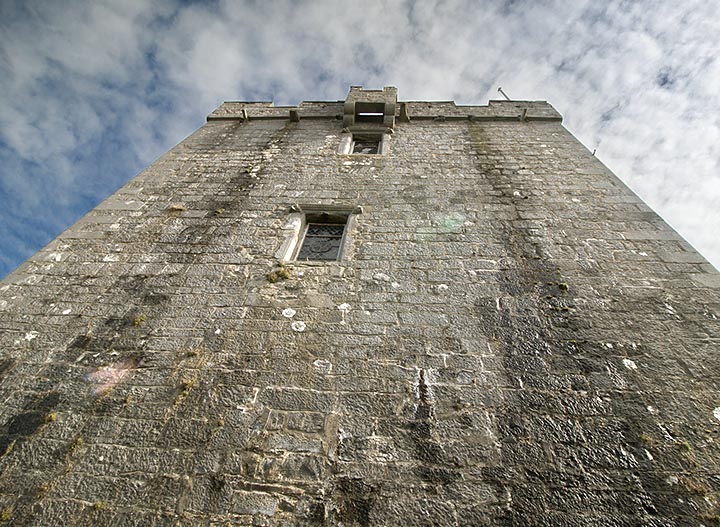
[{"xmin": 1, "ymin": 0, "xmax": 719, "ymax": 277}]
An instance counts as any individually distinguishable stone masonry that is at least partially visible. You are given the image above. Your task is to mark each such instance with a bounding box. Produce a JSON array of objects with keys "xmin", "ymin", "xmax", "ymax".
[{"xmin": 0, "ymin": 86, "xmax": 719, "ymax": 526}]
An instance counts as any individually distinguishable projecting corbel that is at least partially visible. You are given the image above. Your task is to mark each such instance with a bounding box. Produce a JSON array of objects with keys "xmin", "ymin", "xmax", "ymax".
[
  {"xmin": 399, "ymin": 102, "xmax": 410, "ymax": 122},
  {"xmin": 519, "ymin": 109, "xmax": 528, "ymax": 122},
  {"xmin": 289, "ymin": 109, "xmax": 300, "ymax": 122},
  {"xmin": 241, "ymin": 109, "xmax": 249, "ymax": 121}
]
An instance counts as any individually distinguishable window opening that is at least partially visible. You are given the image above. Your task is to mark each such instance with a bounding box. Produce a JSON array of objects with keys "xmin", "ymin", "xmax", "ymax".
[
  {"xmin": 354, "ymin": 102, "xmax": 385, "ymax": 123},
  {"xmin": 352, "ymin": 134, "xmax": 381, "ymax": 154},
  {"xmin": 296, "ymin": 213, "xmax": 348, "ymax": 261}
]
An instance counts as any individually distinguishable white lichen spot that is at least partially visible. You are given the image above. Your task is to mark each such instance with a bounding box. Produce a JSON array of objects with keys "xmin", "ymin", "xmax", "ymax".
[
  {"xmin": 62, "ymin": 309, "xmax": 72, "ymax": 315},
  {"xmin": 337, "ymin": 303, "xmax": 350, "ymax": 324},
  {"xmin": 313, "ymin": 359, "xmax": 332, "ymax": 374},
  {"xmin": 47, "ymin": 252, "xmax": 62, "ymax": 262},
  {"xmin": 713, "ymin": 407, "xmax": 720, "ymax": 423},
  {"xmin": 622, "ymin": 358, "xmax": 638, "ymax": 370},
  {"xmin": 437, "ymin": 284, "xmax": 449, "ymax": 292},
  {"xmin": 605, "ymin": 342, "xmax": 614, "ymax": 349},
  {"xmin": 24, "ymin": 331, "xmax": 39, "ymax": 341},
  {"xmin": 291, "ymin": 321, "xmax": 306, "ymax": 332},
  {"xmin": 282, "ymin": 308, "xmax": 297, "ymax": 318},
  {"xmin": 373, "ymin": 272, "xmax": 391, "ymax": 282},
  {"xmin": 645, "ymin": 449, "xmax": 654, "ymax": 461},
  {"xmin": 647, "ymin": 405, "xmax": 658, "ymax": 414},
  {"xmin": 102, "ymin": 254, "xmax": 119, "ymax": 262},
  {"xmin": 214, "ymin": 328, "xmax": 221, "ymax": 335},
  {"xmin": 666, "ymin": 475, "xmax": 679, "ymax": 486},
  {"xmin": 391, "ymin": 282, "xmax": 400, "ymax": 289}
]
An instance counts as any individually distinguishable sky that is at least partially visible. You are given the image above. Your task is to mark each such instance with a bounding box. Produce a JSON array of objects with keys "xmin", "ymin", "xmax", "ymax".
[{"xmin": 1, "ymin": 0, "xmax": 719, "ymax": 278}]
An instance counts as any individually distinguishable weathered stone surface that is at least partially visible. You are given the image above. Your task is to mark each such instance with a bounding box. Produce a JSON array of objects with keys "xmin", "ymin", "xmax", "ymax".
[{"xmin": 0, "ymin": 86, "xmax": 719, "ymax": 525}]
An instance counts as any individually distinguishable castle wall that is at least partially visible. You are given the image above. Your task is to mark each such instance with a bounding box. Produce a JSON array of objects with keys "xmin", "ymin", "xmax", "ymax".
[{"xmin": 0, "ymin": 95, "xmax": 718, "ymax": 526}]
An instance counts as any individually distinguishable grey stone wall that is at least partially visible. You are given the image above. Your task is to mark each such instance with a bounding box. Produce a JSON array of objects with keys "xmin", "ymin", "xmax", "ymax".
[{"xmin": 0, "ymin": 94, "xmax": 718, "ymax": 526}]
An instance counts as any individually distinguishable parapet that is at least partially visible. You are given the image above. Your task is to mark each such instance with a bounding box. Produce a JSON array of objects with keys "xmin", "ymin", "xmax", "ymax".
[{"xmin": 207, "ymin": 86, "xmax": 563, "ymax": 123}]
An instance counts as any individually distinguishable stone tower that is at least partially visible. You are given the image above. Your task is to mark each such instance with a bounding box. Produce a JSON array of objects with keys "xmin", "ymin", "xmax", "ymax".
[{"xmin": 0, "ymin": 86, "xmax": 719, "ymax": 526}]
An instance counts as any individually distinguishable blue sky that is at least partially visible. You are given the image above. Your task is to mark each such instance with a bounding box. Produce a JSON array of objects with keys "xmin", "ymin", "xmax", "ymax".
[{"xmin": 1, "ymin": 0, "xmax": 719, "ymax": 278}]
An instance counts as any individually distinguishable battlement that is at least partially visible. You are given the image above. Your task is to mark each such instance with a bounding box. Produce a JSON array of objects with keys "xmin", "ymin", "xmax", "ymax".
[{"xmin": 207, "ymin": 86, "xmax": 562, "ymax": 122}]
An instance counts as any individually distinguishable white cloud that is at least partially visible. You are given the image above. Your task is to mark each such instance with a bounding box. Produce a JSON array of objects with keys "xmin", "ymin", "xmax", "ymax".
[{"xmin": 1, "ymin": 0, "xmax": 719, "ymax": 275}]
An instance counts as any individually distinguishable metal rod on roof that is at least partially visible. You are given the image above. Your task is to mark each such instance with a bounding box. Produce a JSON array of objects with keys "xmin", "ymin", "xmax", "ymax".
[{"xmin": 497, "ymin": 87, "xmax": 511, "ymax": 101}]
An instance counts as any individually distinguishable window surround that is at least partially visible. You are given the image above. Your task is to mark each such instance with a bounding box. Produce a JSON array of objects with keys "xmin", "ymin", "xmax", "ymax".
[{"xmin": 276, "ymin": 204, "xmax": 363, "ymax": 263}]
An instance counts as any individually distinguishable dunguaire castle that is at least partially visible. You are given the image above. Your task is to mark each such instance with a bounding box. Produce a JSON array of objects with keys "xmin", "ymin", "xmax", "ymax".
[{"xmin": 0, "ymin": 86, "xmax": 718, "ymax": 526}]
